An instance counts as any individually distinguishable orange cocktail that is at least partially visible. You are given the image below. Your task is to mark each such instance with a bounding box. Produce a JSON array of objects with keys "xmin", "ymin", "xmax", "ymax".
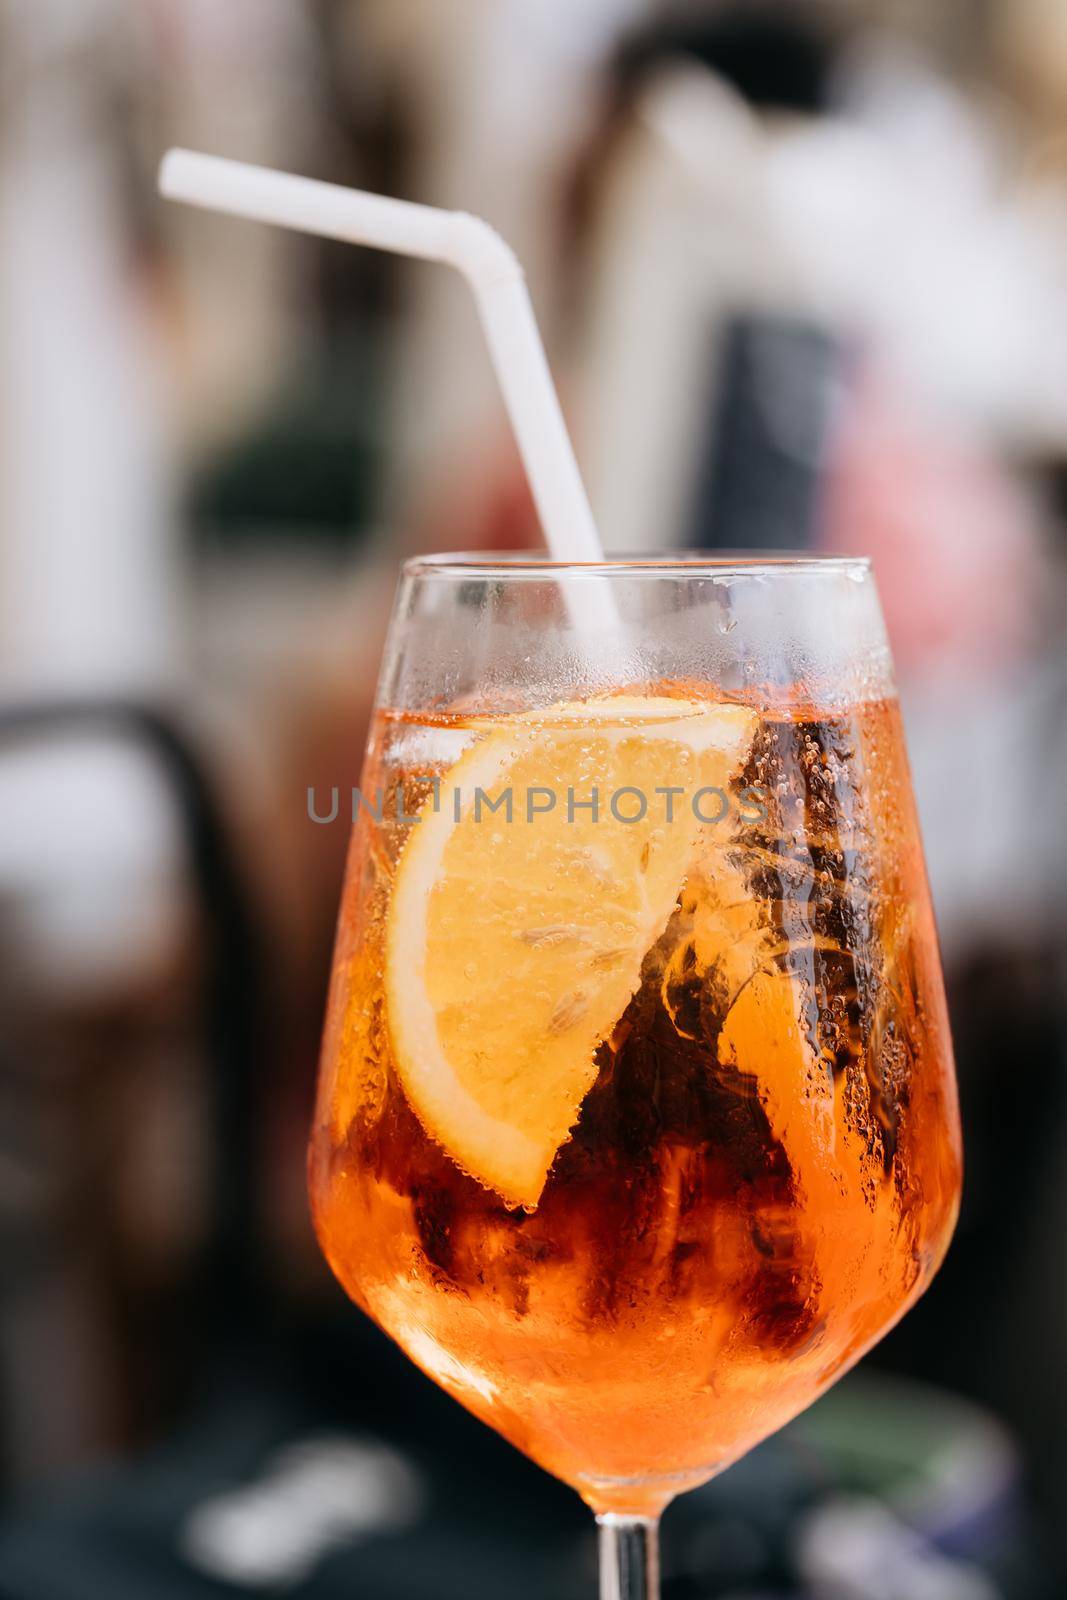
[{"xmin": 310, "ymin": 685, "xmax": 960, "ymax": 1516}]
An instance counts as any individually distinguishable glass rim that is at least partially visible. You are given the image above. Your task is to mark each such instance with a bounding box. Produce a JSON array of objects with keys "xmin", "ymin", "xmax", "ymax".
[{"xmin": 402, "ymin": 550, "xmax": 872, "ymax": 579}]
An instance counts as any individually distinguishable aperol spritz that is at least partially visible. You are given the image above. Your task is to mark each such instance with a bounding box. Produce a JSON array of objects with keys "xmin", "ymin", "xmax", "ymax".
[{"xmin": 308, "ymin": 556, "xmax": 961, "ymax": 1589}]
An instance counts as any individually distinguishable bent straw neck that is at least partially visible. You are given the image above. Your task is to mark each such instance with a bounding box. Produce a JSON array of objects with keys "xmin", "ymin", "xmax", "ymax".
[{"xmin": 158, "ymin": 150, "xmax": 606, "ymax": 573}]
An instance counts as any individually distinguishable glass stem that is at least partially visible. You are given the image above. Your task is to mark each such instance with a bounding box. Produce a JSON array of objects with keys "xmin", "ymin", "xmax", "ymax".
[{"xmin": 596, "ymin": 1514, "xmax": 660, "ymax": 1600}]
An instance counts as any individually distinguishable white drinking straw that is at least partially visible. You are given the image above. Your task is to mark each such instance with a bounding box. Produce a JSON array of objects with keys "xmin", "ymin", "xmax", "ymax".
[{"xmin": 159, "ymin": 151, "xmax": 607, "ymax": 576}]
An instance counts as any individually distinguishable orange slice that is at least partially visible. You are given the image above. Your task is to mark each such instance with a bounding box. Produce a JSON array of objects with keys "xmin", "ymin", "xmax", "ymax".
[{"xmin": 385, "ymin": 696, "xmax": 756, "ymax": 1209}]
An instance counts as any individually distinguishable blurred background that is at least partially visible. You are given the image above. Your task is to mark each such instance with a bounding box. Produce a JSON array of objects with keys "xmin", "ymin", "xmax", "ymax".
[{"xmin": 1, "ymin": 1, "xmax": 1066, "ymax": 1596}]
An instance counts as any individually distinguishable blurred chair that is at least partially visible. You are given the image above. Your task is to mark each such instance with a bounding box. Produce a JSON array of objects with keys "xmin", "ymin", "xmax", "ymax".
[{"xmin": 0, "ymin": 700, "xmax": 269, "ymax": 1489}]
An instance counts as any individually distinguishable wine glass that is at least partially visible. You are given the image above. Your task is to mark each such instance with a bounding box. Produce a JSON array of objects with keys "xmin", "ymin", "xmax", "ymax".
[{"xmin": 308, "ymin": 555, "xmax": 961, "ymax": 1600}]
